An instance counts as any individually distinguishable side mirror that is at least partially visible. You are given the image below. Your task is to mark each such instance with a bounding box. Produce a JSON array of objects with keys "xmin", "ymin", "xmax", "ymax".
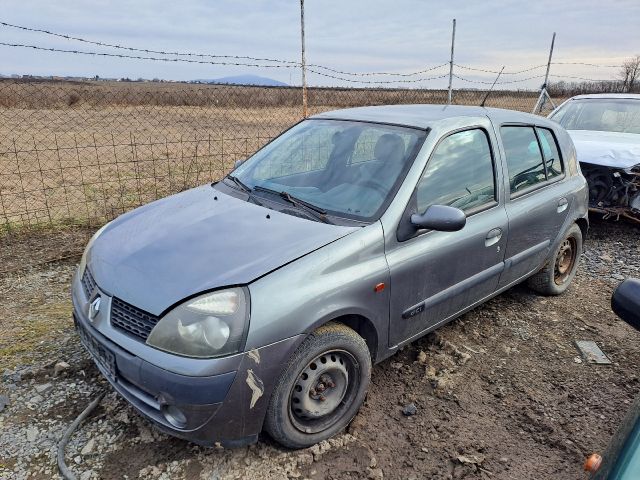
[
  {"xmin": 234, "ymin": 159, "xmax": 244, "ymax": 169},
  {"xmin": 410, "ymin": 205, "xmax": 466, "ymax": 232},
  {"xmin": 612, "ymin": 278, "xmax": 640, "ymax": 332}
]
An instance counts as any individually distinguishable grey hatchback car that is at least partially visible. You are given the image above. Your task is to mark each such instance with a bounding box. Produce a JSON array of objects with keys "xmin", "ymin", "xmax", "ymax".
[{"xmin": 72, "ymin": 105, "xmax": 588, "ymax": 449}]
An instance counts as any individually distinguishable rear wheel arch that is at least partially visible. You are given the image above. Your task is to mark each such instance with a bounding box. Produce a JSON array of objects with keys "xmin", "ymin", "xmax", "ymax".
[{"xmin": 575, "ymin": 217, "xmax": 588, "ymax": 246}]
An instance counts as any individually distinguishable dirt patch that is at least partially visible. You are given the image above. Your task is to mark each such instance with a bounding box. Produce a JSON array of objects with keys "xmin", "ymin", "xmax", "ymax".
[
  {"xmin": 0, "ymin": 219, "xmax": 638, "ymax": 479},
  {"xmin": 0, "ymin": 225, "xmax": 93, "ymax": 274}
]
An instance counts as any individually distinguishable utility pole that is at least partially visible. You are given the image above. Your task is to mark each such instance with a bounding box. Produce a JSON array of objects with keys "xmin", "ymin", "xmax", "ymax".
[
  {"xmin": 533, "ymin": 32, "xmax": 557, "ymax": 114},
  {"xmin": 447, "ymin": 19, "xmax": 456, "ymax": 105},
  {"xmin": 300, "ymin": 0, "xmax": 308, "ymax": 118}
]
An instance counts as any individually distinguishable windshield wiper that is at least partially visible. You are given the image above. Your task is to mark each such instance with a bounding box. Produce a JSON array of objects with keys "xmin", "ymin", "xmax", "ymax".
[
  {"xmin": 224, "ymin": 175, "xmax": 265, "ymax": 207},
  {"xmin": 226, "ymin": 174, "xmax": 251, "ymax": 192},
  {"xmin": 253, "ymin": 185, "xmax": 331, "ymax": 224}
]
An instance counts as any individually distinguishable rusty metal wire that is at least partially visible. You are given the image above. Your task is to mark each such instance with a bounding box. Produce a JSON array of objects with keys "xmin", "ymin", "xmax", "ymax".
[{"xmin": 0, "ymin": 21, "xmax": 451, "ymax": 78}]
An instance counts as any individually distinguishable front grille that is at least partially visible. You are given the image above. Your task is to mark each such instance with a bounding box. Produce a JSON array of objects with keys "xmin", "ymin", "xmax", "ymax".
[
  {"xmin": 81, "ymin": 268, "xmax": 97, "ymax": 298},
  {"xmin": 111, "ymin": 297, "xmax": 159, "ymax": 341}
]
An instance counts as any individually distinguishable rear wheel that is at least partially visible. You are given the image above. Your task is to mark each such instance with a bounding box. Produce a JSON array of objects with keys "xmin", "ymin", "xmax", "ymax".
[
  {"xmin": 527, "ymin": 223, "xmax": 582, "ymax": 295},
  {"xmin": 264, "ymin": 322, "xmax": 371, "ymax": 449}
]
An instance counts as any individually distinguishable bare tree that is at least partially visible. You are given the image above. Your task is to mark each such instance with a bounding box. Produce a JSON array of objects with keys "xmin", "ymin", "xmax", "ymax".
[{"xmin": 620, "ymin": 55, "xmax": 640, "ymax": 92}]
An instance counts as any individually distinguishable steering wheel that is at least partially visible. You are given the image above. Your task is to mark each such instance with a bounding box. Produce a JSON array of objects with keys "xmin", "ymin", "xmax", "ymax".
[
  {"xmin": 357, "ymin": 179, "xmax": 388, "ymax": 197},
  {"xmin": 512, "ymin": 171, "xmax": 540, "ymax": 191}
]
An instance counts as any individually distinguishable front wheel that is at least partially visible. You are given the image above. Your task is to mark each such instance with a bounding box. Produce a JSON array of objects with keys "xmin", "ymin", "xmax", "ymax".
[
  {"xmin": 264, "ymin": 322, "xmax": 371, "ymax": 449},
  {"xmin": 527, "ymin": 223, "xmax": 583, "ymax": 295}
]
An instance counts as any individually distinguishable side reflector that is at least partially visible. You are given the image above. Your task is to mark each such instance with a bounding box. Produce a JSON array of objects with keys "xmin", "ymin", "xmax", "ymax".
[{"xmin": 374, "ymin": 283, "xmax": 385, "ymax": 293}]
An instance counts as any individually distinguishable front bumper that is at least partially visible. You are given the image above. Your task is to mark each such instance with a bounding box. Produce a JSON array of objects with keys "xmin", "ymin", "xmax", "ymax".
[{"xmin": 71, "ymin": 269, "xmax": 303, "ymax": 446}]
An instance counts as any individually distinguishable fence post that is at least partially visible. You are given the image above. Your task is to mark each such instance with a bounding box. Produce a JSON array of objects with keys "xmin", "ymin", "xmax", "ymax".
[
  {"xmin": 533, "ymin": 32, "xmax": 557, "ymax": 114},
  {"xmin": 447, "ymin": 18, "xmax": 456, "ymax": 105},
  {"xmin": 300, "ymin": 0, "xmax": 308, "ymax": 118}
]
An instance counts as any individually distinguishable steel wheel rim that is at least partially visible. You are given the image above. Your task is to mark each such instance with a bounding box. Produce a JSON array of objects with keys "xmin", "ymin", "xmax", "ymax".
[
  {"xmin": 554, "ymin": 237, "xmax": 577, "ymax": 285},
  {"xmin": 288, "ymin": 350, "xmax": 360, "ymax": 434}
]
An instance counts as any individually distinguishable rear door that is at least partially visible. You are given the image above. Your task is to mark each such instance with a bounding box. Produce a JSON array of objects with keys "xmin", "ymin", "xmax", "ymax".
[
  {"xmin": 386, "ymin": 124, "xmax": 508, "ymax": 347},
  {"xmin": 497, "ymin": 125, "xmax": 570, "ymax": 288}
]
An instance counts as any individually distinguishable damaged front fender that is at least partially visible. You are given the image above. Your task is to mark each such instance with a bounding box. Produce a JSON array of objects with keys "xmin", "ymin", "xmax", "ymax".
[{"xmin": 581, "ymin": 163, "xmax": 640, "ymax": 223}]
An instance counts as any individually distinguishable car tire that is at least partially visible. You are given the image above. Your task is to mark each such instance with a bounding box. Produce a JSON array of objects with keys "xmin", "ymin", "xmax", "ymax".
[
  {"xmin": 527, "ymin": 223, "xmax": 582, "ymax": 296},
  {"xmin": 264, "ymin": 322, "xmax": 371, "ymax": 449}
]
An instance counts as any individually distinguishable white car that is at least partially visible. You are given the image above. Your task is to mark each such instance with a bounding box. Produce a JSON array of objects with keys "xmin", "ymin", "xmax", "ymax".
[{"xmin": 550, "ymin": 93, "xmax": 640, "ymax": 222}]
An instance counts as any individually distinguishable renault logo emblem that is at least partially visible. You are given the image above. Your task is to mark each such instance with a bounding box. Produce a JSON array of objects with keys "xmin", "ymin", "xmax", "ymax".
[{"xmin": 89, "ymin": 296, "xmax": 101, "ymax": 321}]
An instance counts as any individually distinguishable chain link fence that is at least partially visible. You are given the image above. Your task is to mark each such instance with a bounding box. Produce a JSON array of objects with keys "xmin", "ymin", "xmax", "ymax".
[{"xmin": 0, "ymin": 78, "xmax": 568, "ymax": 233}]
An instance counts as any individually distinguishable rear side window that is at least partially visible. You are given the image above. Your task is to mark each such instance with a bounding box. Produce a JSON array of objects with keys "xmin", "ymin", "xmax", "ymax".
[
  {"xmin": 537, "ymin": 128, "xmax": 563, "ymax": 179},
  {"xmin": 417, "ymin": 129, "xmax": 495, "ymax": 213},
  {"xmin": 500, "ymin": 126, "xmax": 547, "ymax": 194}
]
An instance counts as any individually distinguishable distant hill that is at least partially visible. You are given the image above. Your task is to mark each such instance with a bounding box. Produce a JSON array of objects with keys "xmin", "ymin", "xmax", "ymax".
[{"xmin": 195, "ymin": 74, "xmax": 288, "ymax": 86}]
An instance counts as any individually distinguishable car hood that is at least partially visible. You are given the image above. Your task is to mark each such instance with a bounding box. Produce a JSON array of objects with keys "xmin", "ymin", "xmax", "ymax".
[
  {"xmin": 87, "ymin": 185, "xmax": 358, "ymax": 315},
  {"xmin": 568, "ymin": 130, "xmax": 640, "ymax": 170}
]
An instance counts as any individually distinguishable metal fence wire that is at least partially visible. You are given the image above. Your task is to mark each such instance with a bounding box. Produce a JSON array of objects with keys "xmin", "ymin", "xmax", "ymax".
[{"xmin": 0, "ymin": 79, "xmax": 569, "ymax": 232}]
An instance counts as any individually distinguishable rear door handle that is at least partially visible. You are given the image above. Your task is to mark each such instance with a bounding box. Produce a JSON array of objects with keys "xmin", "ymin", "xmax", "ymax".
[
  {"xmin": 557, "ymin": 197, "xmax": 568, "ymax": 213},
  {"xmin": 485, "ymin": 228, "xmax": 502, "ymax": 247}
]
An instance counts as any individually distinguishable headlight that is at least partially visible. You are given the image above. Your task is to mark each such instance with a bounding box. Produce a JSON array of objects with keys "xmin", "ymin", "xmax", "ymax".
[
  {"xmin": 79, "ymin": 221, "xmax": 111, "ymax": 275},
  {"xmin": 146, "ymin": 288, "xmax": 249, "ymax": 358}
]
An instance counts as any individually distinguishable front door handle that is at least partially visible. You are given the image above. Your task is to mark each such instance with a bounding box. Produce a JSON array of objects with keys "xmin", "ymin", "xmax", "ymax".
[
  {"xmin": 557, "ymin": 197, "xmax": 568, "ymax": 213},
  {"xmin": 485, "ymin": 228, "xmax": 502, "ymax": 247}
]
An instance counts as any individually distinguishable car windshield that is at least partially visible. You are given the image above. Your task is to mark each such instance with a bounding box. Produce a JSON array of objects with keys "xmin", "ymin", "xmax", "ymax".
[
  {"xmin": 551, "ymin": 99, "xmax": 640, "ymax": 134},
  {"xmin": 230, "ymin": 119, "xmax": 426, "ymax": 221}
]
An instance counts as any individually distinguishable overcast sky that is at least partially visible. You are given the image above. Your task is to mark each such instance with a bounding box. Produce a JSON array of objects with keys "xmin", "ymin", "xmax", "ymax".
[{"xmin": 1, "ymin": 0, "xmax": 639, "ymax": 89}]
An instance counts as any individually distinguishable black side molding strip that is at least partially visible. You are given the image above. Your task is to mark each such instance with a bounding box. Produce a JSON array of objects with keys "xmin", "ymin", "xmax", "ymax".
[
  {"xmin": 402, "ymin": 262, "xmax": 505, "ymax": 319},
  {"xmin": 504, "ymin": 239, "xmax": 550, "ymax": 269}
]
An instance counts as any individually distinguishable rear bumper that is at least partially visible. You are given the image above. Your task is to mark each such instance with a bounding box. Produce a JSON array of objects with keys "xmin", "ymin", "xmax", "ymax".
[{"xmin": 72, "ymin": 270, "xmax": 303, "ymax": 446}]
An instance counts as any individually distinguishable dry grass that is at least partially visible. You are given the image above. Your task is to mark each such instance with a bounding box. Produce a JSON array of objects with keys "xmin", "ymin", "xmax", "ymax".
[{"xmin": 0, "ymin": 80, "xmax": 567, "ymax": 230}]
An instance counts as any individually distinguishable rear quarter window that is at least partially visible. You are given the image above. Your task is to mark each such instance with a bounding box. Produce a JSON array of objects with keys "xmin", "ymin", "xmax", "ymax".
[{"xmin": 536, "ymin": 128, "xmax": 563, "ymax": 180}]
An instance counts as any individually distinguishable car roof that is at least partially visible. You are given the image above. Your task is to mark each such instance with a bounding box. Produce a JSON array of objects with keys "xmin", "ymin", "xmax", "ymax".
[
  {"xmin": 311, "ymin": 104, "xmax": 551, "ymax": 130},
  {"xmin": 567, "ymin": 93, "xmax": 640, "ymax": 101}
]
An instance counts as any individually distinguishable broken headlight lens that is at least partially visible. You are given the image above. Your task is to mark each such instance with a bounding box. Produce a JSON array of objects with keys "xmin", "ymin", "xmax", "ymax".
[{"xmin": 146, "ymin": 288, "xmax": 249, "ymax": 358}]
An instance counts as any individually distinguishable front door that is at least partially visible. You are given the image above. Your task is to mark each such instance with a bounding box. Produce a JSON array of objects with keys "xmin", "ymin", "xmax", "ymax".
[{"xmin": 386, "ymin": 126, "xmax": 508, "ymax": 347}]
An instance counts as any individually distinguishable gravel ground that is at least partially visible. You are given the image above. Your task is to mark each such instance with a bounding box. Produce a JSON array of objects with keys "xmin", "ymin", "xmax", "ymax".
[{"xmin": 0, "ymin": 218, "xmax": 639, "ymax": 480}]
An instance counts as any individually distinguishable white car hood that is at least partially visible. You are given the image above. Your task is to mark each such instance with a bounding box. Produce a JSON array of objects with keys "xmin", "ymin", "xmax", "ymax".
[{"xmin": 568, "ymin": 130, "xmax": 640, "ymax": 170}]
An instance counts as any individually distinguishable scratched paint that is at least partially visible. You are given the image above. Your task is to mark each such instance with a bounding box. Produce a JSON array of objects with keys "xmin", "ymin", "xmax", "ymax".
[
  {"xmin": 247, "ymin": 348, "xmax": 260, "ymax": 364},
  {"xmin": 246, "ymin": 369, "xmax": 264, "ymax": 409}
]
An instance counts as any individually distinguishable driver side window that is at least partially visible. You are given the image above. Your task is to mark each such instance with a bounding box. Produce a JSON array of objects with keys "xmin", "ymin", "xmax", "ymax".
[{"xmin": 417, "ymin": 129, "xmax": 496, "ymax": 214}]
